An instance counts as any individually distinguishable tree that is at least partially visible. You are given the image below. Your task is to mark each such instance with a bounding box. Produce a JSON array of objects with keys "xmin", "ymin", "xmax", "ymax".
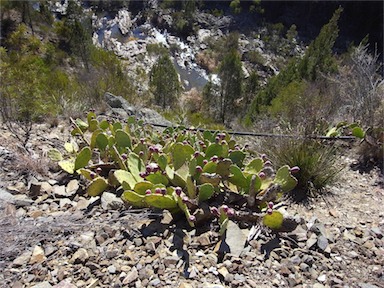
[
  {"xmin": 55, "ymin": 0, "xmax": 92, "ymax": 70},
  {"xmin": 218, "ymin": 47, "xmax": 243, "ymax": 123},
  {"xmin": 245, "ymin": 7, "xmax": 343, "ymax": 124},
  {"xmin": 150, "ymin": 55, "xmax": 181, "ymax": 109},
  {"xmin": 298, "ymin": 7, "xmax": 342, "ymax": 81}
]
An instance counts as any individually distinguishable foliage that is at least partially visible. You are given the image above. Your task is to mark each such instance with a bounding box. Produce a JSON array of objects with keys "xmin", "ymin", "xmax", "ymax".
[
  {"xmin": 230, "ymin": 0, "xmax": 242, "ymax": 14},
  {"xmin": 54, "ymin": 0, "xmax": 93, "ymax": 70},
  {"xmin": 264, "ymin": 138, "xmax": 342, "ymax": 201},
  {"xmin": 49, "ymin": 112, "xmax": 298, "ymax": 232},
  {"xmin": 326, "ymin": 122, "xmax": 383, "ymax": 172},
  {"xmin": 329, "ymin": 42, "xmax": 383, "ymax": 127},
  {"xmin": 146, "ymin": 43, "xmax": 169, "ymax": 56},
  {"xmin": 357, "ymin": 127, "xmax": 384, "ymax": 172},
  {"xmin": 200, "ymin": 33, "xmax": 243, "ymax": 123},
  {"xmin": 245, "ymin": 7, "xmax": 343, "ymax": 124},
  {"xmin": 286, "ymin": 24, "xmax": 298, "ymax": 43},
  {"xmin": 0, "ymin": 25, "xmax": 55, "ymax": 145},
  {"xmin": 268, "ymin": 80, "xmax": 337, "ymax": 134},
  {"xmin": 297, "ymin": 7, "xmax": 342, "ymax": 81},
  {"xmin": 0, "ymin": 18, "xmax": 135, "ymax": 137},
  {"xmin": 149, "ymin": 54, "xmax": 181, "ymax": 108},
  {"xmin": 218, "ymin": 48, "xmax": 243, "ymax": 123},
  {"xmin": 244, "ymin": 50, "xmax": 266, "ymax": 66}
]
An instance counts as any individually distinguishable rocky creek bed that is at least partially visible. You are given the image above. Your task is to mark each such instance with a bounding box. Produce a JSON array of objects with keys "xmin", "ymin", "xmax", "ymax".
[{"xmin": 0, "ymin": 106, "xmax": 383, "ymax": 288}]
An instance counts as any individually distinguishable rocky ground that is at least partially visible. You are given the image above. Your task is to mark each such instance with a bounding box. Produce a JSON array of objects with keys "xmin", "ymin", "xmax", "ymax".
[{"xmin": 0, "ymin": 110, "xmax": 383, "ymax": 288}]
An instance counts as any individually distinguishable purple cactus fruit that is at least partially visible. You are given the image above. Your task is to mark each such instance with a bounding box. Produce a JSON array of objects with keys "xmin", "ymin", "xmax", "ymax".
[
  {"xmin": 194, "ymin": 151, "xmax": 200, "ymax": 158},
  {"xmin": 96, "ymin": 167, "xmax": 102, "ymax": 174},
  {"xmin": 290, "ymin": 166, "xmax": 300, "ymax": 174},
  {"xmin": 139, "ymin": 151, "xmax": 144, "ymax": 157},
  {"xmin": 244, "ymin": 144, "xmax": 249, "ymax": 149},
  {"xmin": 210, "ymin": 206, "xmax": 219, "ymax": 216},
  {"xmin": 189, "ymin": 215, "xmax": 196, "ymax": 222},
  {"xmin": 261, "ymin": 154, "xmax": 268, "ymax": 162},
  {"xmin": 145, "ymin": 189, "xmax": 152, "ymax": 195},
  {"xmin": 258, "ymin": 171, "xmax": 266, "ymax": 179},
  {"xmin": 215, "ymin": 136, "xmax": 220, "ymax": 143},
  {"xmin": 175, "ymin": 187, "xmax": 182, "ymax": 196},
  {"xmin": 199, "ymin": 140, "xmax": 205, "ymax": 146},
  {"xmin": 221, "ymin": 205, "xmax": 229, "ymax": 213},
  {"xmin": 139, "ymin": 172, "xmax": 148, "ymax": 178},
  {"xmin": 90, "ymin": 172, "xmax": 96, "ymax": 179},
  {"xmin": 268, "ymin": 202, "xmax": 274, "ymax": 209},
  {"xmin": 182, "ymin": 196, "xmax": 190, "ymax": 203},
  {"xmin": 161, "ymin": 188, "xmax": 167, "ymax": 195},
  {"xmin": 226, "ymin": 208, "xmax": 235, "ymax": 217},
  {"xmin": 267, "ymin": 208, "xmax": 273, "ymax": 215},
  {"xmin": 203, "ymin": 159, "xmax": 208, "ymax": 165},
  {"xmin": 140, "ymin": 138, "xmax": 145, "ymax": 144},
  {"xmin": 202, "ymin": 144, "xmax": 207, "ymax": 149},
  {"xmin": 221, "ymin": 140, "xmax": 226, "ymax": 145},
  {"xmin": 196, "ymin": 166, "xmax": 203, "ymax": 173},
  {"xmin": 210, "ymin": 155, "xmax": 218, "ymax": 162},
  {"xmin": 155, "ymin": 187, "xmax": 162, "ymax": 194},
  {"xmin": 121, "ymin": 153, "xmax": 128, "ymax": 160},
  {"xmin": 228, "ymin": 149, "xmax": 233, "ymax": 153},
  {"xmin": 146, "ymin": 165, "xmax": 152, "ymax": 173},
  {"xmin": 263, "ymin": 160, "xmax": 272, "ymax": 167},
  {"xmin": 153, "ymin": 146, "xmax": 160, "ymax": 153},
  {"xmin": 152, "ymin": 164, "xmax": 159, "ymax": 173}
]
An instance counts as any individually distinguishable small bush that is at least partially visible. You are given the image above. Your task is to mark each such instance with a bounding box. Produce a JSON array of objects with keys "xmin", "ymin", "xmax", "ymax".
[
  {"xmin": 244, "ymin": 50, "xmax": 266, "ymax": 66},
  {"xmin": 356, "ymin": 127, "xmax": 384, "ymax": 172},
  {"xmin": 264, "ymin": 138, "xmax": 342, "ymax": 201}
]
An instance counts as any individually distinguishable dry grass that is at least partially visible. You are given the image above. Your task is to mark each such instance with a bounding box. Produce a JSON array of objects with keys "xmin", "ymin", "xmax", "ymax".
[{"xmin": 196, "ymin": 51, "xmax": 219, "ymax": 73}]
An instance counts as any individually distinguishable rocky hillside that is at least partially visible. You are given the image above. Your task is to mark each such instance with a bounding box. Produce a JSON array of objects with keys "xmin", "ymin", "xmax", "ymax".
[{"xmin": 0, "ymin": 99, "xmax": 383, "ymax": 288}]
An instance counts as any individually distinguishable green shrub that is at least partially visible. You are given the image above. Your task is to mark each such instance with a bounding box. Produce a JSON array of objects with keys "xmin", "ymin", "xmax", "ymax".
[
  {"xmin": 245, "ymin": 7, "xmax": 343, "ymax": 124},
  {"xmin": 264, "ymin": 138, "xmax": 342, "ymax": 201},
  {"xmin": 244, "ymin": 50, "xmax": 266, "ymax": 66},
  {"xmin": 146, "ymin": 43, "xmax": 168, "ymax": 56}
]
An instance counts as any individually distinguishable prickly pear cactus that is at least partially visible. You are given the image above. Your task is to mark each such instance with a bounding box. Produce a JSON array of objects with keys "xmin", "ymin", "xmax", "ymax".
[{"xmin": 49, "ymin": 112, "xmax": 298, "ymax": 232}]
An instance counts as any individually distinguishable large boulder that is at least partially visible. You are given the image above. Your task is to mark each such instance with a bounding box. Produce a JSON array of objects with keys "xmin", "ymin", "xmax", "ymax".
[{"xmin": 104, "ymin": 92, "xmax": 173, "ymax": 127}]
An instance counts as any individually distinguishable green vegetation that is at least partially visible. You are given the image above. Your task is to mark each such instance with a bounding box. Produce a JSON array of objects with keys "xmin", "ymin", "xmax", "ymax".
[
  {"xmin": 264, "ymin": 139, "xmax": 342, "ymax": 201},
  {"xmin": 49, "ymin": 112, "xmax": 298, "ymax": 231},
  {"xmin": 0, "ymin": 1, "xmax": 134, "ymax": 129},
  {"xmin": 245, "ymin": 7, "xmax": 343, "ymax": 124},
  {"xmin": 149, "ymin": 54, "xmax": 181, "ymax": 108},
  {"xmin": 218, "ymin": 47, "xmax": 243, "ymax": 122}
]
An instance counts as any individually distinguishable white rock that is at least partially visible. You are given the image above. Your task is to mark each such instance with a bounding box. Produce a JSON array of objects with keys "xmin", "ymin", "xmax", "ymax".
[
  {"xmin": 197, "ymin": 29, "xmax": 211, "ymax": 42},
  {"xmin": 118, "ymin": 10, "xmax": 132, "ymax": 35},
  {"xmin": 317, "ymin": 274, "xmax": 327, "ymax": 282},
  {"xmin": 29, "ymin": 245, "xmax": 46, "ymax": 264},
  {"xmin": 101, "ymin": 192, "xmax": 124, "ymax": 210},
  {"xmin": 12, "ymin": 251, "xmax": 32, "ymax": 267}
]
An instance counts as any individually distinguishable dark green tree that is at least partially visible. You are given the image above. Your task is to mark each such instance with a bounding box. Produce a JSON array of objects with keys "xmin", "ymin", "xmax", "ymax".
[
  {"xmin": 150, "ymin": 55, "xmax": 181, "ymax": 109},
  {"xmin": 218, "ymin": 48, "xmax": 243, "ymax": 123},
  {"xmin": 298, "ymin": 7, "xmax": 342, "ymax": 80},
  {"xmin": 55, "ymin": 0, "xmax": 92, "ymax": 70}
]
